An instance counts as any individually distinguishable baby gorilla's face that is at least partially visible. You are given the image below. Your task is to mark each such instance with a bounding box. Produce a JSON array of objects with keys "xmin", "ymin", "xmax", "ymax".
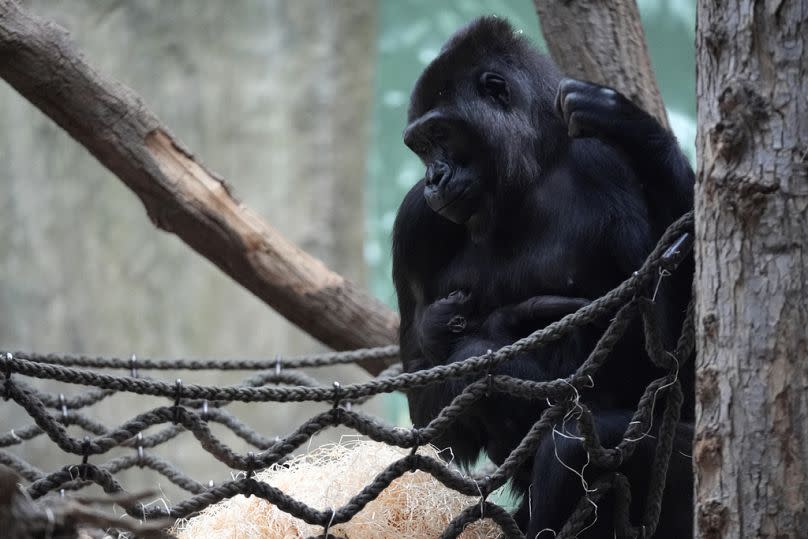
[{"xmin": 422, "ymin": 289, "xmax": 473, "ymax": 336}]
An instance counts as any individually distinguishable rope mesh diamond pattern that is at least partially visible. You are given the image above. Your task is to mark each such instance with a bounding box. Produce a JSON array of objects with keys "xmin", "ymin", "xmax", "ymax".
[{"xmin": 0, "ymin": 212, "xmax": 694, "ymax": 539}]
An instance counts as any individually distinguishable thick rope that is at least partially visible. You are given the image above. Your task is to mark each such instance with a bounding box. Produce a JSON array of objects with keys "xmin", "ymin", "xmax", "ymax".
[{"xmin": 0, "ymin": 211, "xmax": 694, "ymax": 537}]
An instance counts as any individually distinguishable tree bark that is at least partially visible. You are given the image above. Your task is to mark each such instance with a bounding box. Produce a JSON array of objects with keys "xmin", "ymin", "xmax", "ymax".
[
  {"xmin": 0, "ymin": 0, "xmax": 398, "ymax": 375},
  {"xmin": 534, "ymin": 0, "xmax": 670, "ymax": 128},
  {"xmin": 694, "ymin": 1, "xmax": 808, "ymax": 537}
]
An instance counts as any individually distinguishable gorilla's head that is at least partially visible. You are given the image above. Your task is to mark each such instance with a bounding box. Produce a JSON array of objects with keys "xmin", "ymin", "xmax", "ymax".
[{"xmin": 403, "ymin": 17, "xmax": 564, "ymax": 226}]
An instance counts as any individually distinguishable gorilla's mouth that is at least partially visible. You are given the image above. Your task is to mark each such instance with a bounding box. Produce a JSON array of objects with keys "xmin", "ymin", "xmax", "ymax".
[{"xmin": 434, "ymin": 184, "xmax": 472, "ymax": 213}]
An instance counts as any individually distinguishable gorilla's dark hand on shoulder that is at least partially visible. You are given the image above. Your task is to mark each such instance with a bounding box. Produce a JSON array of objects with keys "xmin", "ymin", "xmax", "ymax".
[
  {"xmin": 555, "ymin": 78, "xmax": 653, "ymax": 141},
  {"xmin": 392, "ymin": 16, "xmax": 695, "ymax": 537},
  {"xmin": 555, "ymin": 77, "xmax": 695, "ymax": 234}
]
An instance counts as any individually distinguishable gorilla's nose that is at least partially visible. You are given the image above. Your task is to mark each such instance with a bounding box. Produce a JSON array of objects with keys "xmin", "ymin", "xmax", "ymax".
[{"xmin": 425, "ymin": 161, "xmax": 451, "ymax": 187}]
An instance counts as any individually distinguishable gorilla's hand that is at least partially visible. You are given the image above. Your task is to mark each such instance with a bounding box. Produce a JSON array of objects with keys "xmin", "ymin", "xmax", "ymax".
[{"xmin": 555, "ymin": 78, "xmax": 666, "ymax": 147}]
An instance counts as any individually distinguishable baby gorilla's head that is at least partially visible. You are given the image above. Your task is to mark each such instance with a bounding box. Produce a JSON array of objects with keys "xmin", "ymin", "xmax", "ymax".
[
  {"xmin": 427, "ymin": 290, "xmax": 474, "ymax": 333},
  {"xmin": 418, "ymin": 290, "xmax": 482, "ymax": 360}
]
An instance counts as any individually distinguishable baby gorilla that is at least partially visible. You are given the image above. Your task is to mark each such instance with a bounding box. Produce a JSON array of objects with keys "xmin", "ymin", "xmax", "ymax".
[
  {"xmin": 415, "ymin": 289, "xmax": 595, "ymax": 467},
  {"xmin": 418, "ymin": 290, "xmax": 589, "ymax": 366}
]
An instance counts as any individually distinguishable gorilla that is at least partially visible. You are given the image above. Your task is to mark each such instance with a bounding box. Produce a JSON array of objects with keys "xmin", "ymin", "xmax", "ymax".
[{"xmin": 392, "ymin": 17, "xmax": 695, "ymax": 537}]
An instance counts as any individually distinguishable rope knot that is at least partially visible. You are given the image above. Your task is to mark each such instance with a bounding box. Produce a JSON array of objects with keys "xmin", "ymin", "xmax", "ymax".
[
  {"xmin": 409, "ymin": 428, "xmax": 422, "ymax": 472},
  {"xmin": 243, "ymin": 451, "xmax": 258, "ymax": 496},
  {"xmin": 173, "ymin": 378, "xmax": 184, "ymax": 424},
  {"xmin": 79, "ymin": 436, "xmax": 92, "ymax": 480},
  {"xmin": 332, "ymin": 381, "xmax": 343, "ymax": 421}
]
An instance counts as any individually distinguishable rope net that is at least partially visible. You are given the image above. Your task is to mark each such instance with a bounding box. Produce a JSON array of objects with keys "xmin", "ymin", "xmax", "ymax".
[{"xmin": 0, "ymin": 212, "xmax": 694, "ymax": 539}]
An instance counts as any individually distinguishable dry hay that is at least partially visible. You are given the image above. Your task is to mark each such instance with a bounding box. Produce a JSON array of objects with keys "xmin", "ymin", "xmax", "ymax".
[{"xmin": 173, "ymin": 438, "xmax": 503, "ymax": 538}]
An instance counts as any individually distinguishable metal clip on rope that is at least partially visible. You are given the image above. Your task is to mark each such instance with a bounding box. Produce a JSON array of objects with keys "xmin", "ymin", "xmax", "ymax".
[
  {"xmin": 660, "ymin": 232, "xmax": 693, "ymax": 273},
  {"xmin": 59, "ymin": 393, "xmax": 68, "ymax": 420},
  {"xmin": 136, "ymin": 432, "xmax": 144, "ymax": 467},
  {"xmin": 332, "ymin": 381, "xmax": 343, "ymax": 421},
  {"xmin": 80, "ymin": 436, "xmax": 92, "ymax": 480},
  {"xmin": 2, "ymin": 352, "xmax": 12, "ymax": 400},
  {"xmin": 130, "ymin": 354, "xmax": 138, "ymax": 378}
]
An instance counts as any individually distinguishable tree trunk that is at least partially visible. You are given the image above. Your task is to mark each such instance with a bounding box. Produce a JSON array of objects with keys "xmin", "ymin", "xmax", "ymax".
[
  {"xmin": 694, "ymin": 1, "xmax": 808, "ymax": 537},
  {"xmin": 534, "ymin": 0, "xmax": 669, "ymax": 127}
]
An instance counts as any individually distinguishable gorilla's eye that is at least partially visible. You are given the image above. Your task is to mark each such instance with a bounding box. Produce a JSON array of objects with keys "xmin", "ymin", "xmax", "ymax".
[{"xmin": 480, "ymin": 71, "xmax": 510, "ymax": 106}]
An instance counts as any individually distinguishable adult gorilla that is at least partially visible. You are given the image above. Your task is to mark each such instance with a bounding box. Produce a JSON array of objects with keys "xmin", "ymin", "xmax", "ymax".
[{"xmin": 392, "ymin": 17, "xmax": 695, "ymax": 537}]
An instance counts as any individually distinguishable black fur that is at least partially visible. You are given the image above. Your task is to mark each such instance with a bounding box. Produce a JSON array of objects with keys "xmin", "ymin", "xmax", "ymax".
[{"xmin": 393, "ymin": 17, "xmax": 695, "ymax": 536}]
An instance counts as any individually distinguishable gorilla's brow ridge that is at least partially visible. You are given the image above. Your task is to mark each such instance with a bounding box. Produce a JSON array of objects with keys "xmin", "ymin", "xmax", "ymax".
[{"xmin": 408, "ymin": 17, "xmax": 527, "ymax": 120}]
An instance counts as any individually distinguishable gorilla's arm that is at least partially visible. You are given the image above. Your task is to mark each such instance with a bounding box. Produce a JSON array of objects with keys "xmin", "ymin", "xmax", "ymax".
[
  {"xmin": 481, "ymin": 295, "xmax": 592, "ymax": 348},
  {"xmin": 555, "ymin": 79, "xmax": 694, "ymax": 236},
  {"xmin": 555, "ymin": 79, "xmax": 695, "ymax": 377},
  {"xmin": 392, "ymin": 180, "xmax": 465, "ymax": 365},
  {"xmin": 499, "ymin": 295, "xmax": 590, "ymax": 324}
]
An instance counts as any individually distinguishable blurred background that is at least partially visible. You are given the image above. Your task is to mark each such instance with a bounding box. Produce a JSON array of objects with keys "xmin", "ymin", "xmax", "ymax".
[{"xmin": 0, "ymin": 0, "xmax": 695, "ymax": 500}]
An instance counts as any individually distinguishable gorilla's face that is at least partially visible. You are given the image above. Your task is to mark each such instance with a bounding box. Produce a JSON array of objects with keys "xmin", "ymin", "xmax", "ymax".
[
  {"xmin": 404, "ymin": 50, "xmax": 530, "ymax": 226},
  {"xmin": 403, "ymin": 109, "xmax": 487, "ymax": 224}
]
